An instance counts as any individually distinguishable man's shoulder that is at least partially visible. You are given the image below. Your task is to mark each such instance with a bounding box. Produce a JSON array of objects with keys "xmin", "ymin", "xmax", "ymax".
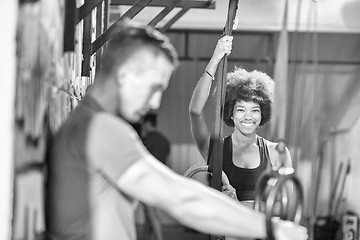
[
  {"xmin": 90, "ymin": 113, "xmax": 136, "ymax": 136},
  {"xmin": 89, "ymin": 114, "xmax": 145, "ymax": 150}
]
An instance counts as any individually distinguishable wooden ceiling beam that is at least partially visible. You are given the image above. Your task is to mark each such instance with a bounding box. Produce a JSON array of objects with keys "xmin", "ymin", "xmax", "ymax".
[
  {"xmin": 148, "ymin": 0, "xmax": 181, "ymax": 27},
  {"xmin": 91, "ymin": 0, "xmax": 152, "ymax": 55},
  {"xmin": 160, "ymin": 7, "xmax": 190, "ymax": 32},
  {"xmin": 110, "ymin": 0, "xmax": 215, "ymax": 9},
  {"xmin": 78, "ymin": 0, "xmax": 103, "ymax": 24},
  {"xmin": 63, "ymin": 0, "xmax": 216, "ymax": 76}
]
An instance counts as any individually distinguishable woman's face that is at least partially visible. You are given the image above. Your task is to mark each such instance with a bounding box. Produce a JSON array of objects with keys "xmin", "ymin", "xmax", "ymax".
[{"xmin": 231, "ymin": 100, "xmax": 262, "ymax": 135}]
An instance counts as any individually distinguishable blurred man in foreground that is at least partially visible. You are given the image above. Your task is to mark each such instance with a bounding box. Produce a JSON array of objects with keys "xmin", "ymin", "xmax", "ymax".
[{"xmin": 46, "ymin": 22, "xmax": 307, "ymax": 240}]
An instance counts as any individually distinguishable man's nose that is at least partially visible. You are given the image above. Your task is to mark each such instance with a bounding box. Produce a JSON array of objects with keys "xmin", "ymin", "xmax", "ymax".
[{"xmin": 149, "ymin": 91, "xmax": 162, "ymax": 110}]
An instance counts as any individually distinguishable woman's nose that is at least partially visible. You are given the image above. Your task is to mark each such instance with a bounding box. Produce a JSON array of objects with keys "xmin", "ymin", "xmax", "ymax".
[{"xmin": 244, "ymin": 112, "xmax": 252, "ymax": 119}]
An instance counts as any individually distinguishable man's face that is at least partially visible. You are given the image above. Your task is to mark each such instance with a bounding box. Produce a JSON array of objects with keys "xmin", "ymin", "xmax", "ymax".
[{"xmin": 116, "ymin": 52, "xmax": 173, "ymax": 123}]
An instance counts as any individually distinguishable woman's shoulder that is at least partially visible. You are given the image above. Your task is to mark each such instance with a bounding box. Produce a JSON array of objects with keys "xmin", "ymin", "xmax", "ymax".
[
  {"xmin": 259, "ymin": 136, "xmax": 292, "ymax": 167},
  {"xmin": 258, "ymin": 136, "xmax": 278, "ymax": 151},
  {"xmin": 259, "ymin": 137, "xmax": 289, "ymax": 158}
]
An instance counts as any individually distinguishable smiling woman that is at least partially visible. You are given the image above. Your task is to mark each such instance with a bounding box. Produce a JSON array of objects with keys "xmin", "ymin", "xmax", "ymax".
[
  {"xmin": 189, "ymin": 36, "xmax": 292, "ymax": 205},
  {"xmin": 224, "ymin": 67, "xmax": 274, "ymax": 129},
  {"xmin": 231, "ymin": 100, "xmax": 262, "ymax": 140}
]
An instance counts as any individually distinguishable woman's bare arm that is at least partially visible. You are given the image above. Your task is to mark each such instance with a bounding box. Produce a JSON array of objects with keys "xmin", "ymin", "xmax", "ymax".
[{"xmin": 189, "ymin": 35, "xmax": 233, "ymax": 159}]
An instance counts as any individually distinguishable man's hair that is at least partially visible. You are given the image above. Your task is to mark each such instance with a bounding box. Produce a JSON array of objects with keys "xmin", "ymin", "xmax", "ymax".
[
  {"xmin": 223, "ymin": 67, "xmax": 274, "ymax": 127},
  {"xmin": 100, "ymin": 21, "xmax": 179, "ymax": 76}
]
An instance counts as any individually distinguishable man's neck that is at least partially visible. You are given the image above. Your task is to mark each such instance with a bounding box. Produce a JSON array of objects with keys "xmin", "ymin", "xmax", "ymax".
[{"xmin": 87, "ymin": 78, "xmax": 118, "ymax": 115}]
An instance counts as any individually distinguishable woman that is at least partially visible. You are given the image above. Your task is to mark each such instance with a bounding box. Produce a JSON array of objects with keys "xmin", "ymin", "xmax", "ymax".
[{"xmin": 189, "ymin": 35, "xmax": 292, "ymax": 206}]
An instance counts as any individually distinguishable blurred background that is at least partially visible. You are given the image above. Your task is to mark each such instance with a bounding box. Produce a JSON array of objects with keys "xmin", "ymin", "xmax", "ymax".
[{"xmin": 1, "ymin": 0, "xmax": 360, "ymax": 239}]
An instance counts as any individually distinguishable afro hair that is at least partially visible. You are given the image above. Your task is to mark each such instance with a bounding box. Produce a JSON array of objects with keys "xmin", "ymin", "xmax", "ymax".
[{"xmin": 223, "ymin": 67, "xmax": 274, "ymax": 127}]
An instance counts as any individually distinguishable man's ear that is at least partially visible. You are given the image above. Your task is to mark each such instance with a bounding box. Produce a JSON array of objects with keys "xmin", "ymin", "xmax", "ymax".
[{"xmin": 115, "ymin": 63, "xmax": 134, "ymax": 86}]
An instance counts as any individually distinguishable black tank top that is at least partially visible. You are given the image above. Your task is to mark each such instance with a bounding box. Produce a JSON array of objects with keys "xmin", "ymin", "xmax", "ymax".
[{"xmin": 222, "ymin": 135, "xmax": 271, "ymax": 201}]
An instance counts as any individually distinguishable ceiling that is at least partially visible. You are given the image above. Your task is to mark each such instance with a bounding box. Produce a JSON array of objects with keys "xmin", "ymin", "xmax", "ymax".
[{"xmin": 115, "ymin": 0, "xmax": 360, "ymax": 33}]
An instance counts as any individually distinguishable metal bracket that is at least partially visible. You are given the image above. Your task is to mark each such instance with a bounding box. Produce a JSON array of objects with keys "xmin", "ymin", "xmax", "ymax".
[{"xmin": 63, "ymin": 0, "xmax": 215, "ymax": 76}]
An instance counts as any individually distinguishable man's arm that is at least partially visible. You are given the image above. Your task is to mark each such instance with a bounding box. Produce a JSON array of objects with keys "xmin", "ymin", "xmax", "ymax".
[
  {"xmin": 87, "ymin": 113, "xmax": 307, "ymax": 240},
  {"xmin": 117, "ymin": 156, "xmax": 307, "ymax": 240}
]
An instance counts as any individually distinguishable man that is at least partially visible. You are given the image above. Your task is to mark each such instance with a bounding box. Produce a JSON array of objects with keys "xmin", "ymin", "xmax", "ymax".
[
  {"xmin": 45, "ymin": 22, "xmax": 307, "ymax": 240},
  {"xmin": 141, "ymin": 112, "xmax": 170, "ymax": 165}
]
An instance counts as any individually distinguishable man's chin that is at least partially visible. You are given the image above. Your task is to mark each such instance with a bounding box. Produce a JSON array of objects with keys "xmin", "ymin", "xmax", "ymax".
[
  {"xmin": 117, "ymin": 112, "xmax": 140, "ymax": 123},
  {"xmin": 126, "ymin": 117, "xmax": 140, "ymax": 123},
  {"xmin": 129, "ymin": 113, "xmax": 143, "ymax": 123}
]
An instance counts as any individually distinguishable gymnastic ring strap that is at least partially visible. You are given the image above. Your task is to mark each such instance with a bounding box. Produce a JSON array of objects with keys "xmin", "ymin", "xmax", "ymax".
[
  {"xmin": 254, "ymin": 172, "xmax": 304, "ymax": 240},
  {"xmin": 184, "ymin": 164, "xmax": 230, "ymax": 186}
]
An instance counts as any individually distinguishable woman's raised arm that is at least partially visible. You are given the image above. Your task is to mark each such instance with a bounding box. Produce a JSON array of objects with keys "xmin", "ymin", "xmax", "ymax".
[{"xmin": 189, "ymin": 35, "xmax": 233, "ymax": 159}]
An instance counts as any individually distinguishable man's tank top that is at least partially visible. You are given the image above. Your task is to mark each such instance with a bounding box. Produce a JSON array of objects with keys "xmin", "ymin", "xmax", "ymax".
[{"xmin": 222, "ymin": 135, "xmax": 271, "ymax": 201}]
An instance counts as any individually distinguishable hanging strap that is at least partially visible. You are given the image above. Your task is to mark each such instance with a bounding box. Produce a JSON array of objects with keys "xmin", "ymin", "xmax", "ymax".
[
  {"xmin": 258, "ymin": 136, "xmax": 272, "ymax": 170},
  {"xmin": 208, "ymin": 0, "xmax": 239, "ymax": 192}
]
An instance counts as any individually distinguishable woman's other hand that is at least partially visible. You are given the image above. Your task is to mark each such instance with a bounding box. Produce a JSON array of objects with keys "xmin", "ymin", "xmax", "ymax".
[
  {"xmin": 221, "ymin": 183, "xmax": 238, "ymax": 200},
  {"xmin": 273, "ymin": 218, "xmax": 308, "ymax": 240}
]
